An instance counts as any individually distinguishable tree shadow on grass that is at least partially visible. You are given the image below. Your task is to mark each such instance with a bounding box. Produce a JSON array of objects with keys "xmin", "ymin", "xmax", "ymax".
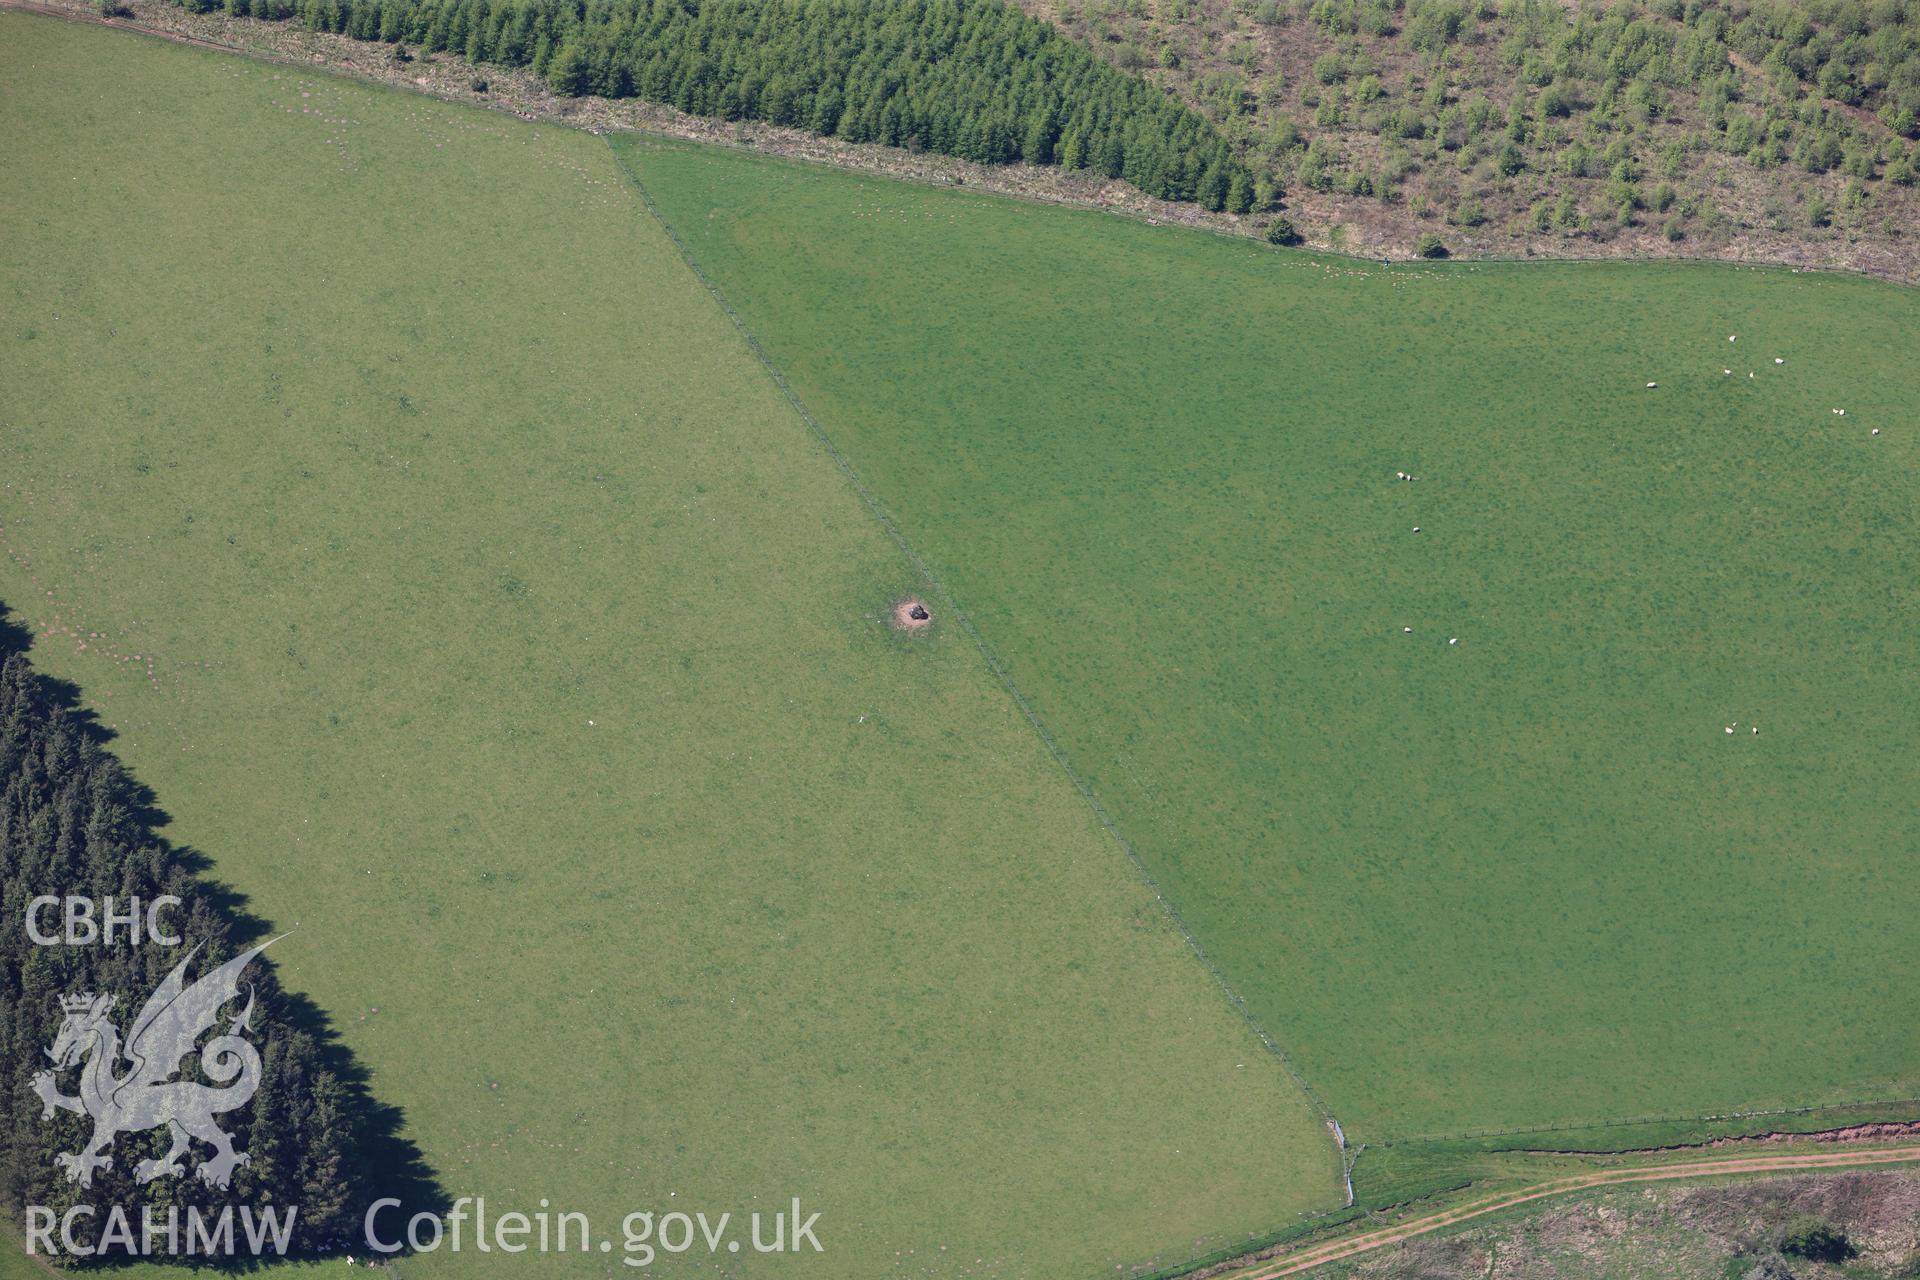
[{"xmin": 0, "ymin": 599, "xmax": 448, "ymax": 1269}]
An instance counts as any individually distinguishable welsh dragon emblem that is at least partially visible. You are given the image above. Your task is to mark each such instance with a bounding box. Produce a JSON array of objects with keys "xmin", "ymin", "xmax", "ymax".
[{"xmin": 32, "ymin": 940, "xmax": 275, "ymax": 1190}]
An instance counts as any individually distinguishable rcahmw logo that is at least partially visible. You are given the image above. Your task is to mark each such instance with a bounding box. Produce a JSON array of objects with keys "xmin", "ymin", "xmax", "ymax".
[{"xmin": 22, "ymin": 888, "xmax": 297, "ymax": 1258}]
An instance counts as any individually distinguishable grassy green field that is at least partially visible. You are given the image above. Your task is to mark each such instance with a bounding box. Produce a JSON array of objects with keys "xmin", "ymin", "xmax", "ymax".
[
  {"xmin": 0, "ymin": 15, "xmax": 1347, "ymax": 1276},
  {"xmin": 0, "ymin": 1226, "xmax": 45, "ymax": 1280},
  {"xmin": 621, "ymin": 137, "xmax": 1920, "ymax": 1150}
]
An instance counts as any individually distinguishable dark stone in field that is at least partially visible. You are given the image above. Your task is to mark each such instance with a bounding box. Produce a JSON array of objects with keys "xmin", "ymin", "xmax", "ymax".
[{"xmin": 909, "ymin": 605, "xmax": 930, "ymax": 621}]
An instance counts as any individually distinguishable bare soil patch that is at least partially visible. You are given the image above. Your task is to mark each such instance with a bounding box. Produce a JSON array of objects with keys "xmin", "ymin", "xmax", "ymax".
[{"xmin": 892, "ymin": 598, "xmax": 933, "ymax": 632}]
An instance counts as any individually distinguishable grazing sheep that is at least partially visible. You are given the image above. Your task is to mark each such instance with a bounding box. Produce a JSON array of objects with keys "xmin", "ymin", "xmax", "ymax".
[
  {"xmin": 1647, "ymin": 382, "xmax": 1658, "ymax": 388},
  {"xmin": 1775, "ymin": 357, "xmax": 1785, "ymax": 364}
]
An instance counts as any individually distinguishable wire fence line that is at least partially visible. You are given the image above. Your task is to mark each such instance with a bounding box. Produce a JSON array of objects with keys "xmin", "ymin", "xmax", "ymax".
[
  {"xmin": 606, "ymin": 138, "xmax": 1354, "ymax": 1184},
  {"xmin": 1373, "ymin": 1095, "xmax": 1920, "ymax": 1151},
  {"xmin": 589, "ymin": 122, "xmax": 1912, "ymax": 289}
]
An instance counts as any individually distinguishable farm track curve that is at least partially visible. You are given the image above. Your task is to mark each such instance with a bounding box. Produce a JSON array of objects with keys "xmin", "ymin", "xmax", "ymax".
[{"xmin": 1224, "ymin": 1144, "xmax": 1920, "ymax": 1278}]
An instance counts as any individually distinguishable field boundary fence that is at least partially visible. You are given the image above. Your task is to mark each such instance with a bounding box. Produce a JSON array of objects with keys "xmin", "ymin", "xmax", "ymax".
[
  {"xmin": 1373, "ymin": 1095, "xmax": 1920, "ymax": 1150},
  {"xmin": 601, "ymin": 130, "xmax": 1916, "ymax": 290}
]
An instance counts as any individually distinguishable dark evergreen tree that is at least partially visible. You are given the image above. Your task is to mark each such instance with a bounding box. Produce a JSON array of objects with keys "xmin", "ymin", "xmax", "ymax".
[
  {"xmin": 0, "ymin": 625, "xmax": 431, "ymax": 1257},
  {"xmin": 175, "ymin": 0, "xmax": 1254, "ymax": 209}
]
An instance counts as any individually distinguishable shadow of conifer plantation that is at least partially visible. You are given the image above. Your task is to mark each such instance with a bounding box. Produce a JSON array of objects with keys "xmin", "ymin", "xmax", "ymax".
[{"xmin": 0, "ymin": 599, "xmax": 446, "ymax": 1269}]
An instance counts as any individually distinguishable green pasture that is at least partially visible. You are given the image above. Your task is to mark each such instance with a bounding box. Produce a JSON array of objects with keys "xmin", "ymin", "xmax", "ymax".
[
  {"xmin": 620, "ymin": 136, "xmax": 1920, "ymax": 1149},
  {"xmin": 0, "ymin": 15, "xmax": 1345, "ymax": 1276}
]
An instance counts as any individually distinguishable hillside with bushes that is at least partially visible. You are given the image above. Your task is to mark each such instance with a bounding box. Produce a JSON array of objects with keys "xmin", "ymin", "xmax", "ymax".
[{"xmin": 1033, "ymin": 0, "xmax": 1920, "ymax": 265}]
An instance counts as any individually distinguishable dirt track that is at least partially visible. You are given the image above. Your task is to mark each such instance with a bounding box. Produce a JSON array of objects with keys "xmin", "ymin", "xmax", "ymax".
[{"xmin": 1226, "ymin": 1144, "xmax": 1920, "ymax": 1278}]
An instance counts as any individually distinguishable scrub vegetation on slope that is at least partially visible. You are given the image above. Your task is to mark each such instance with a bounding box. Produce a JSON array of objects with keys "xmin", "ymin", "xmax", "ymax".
[{"xmin": 1035, "ymin": 0, "xmax": 1920, "ymax": 268}]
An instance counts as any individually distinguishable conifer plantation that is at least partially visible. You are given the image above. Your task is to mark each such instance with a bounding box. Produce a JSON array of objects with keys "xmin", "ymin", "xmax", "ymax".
[
  {"xmin": 168, "ymin": 0, "xmax": 1261, "ymax": 210},
  {"xmin": 0, "ymin": 626, "xmax": 406, "ymax": 1255}
]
